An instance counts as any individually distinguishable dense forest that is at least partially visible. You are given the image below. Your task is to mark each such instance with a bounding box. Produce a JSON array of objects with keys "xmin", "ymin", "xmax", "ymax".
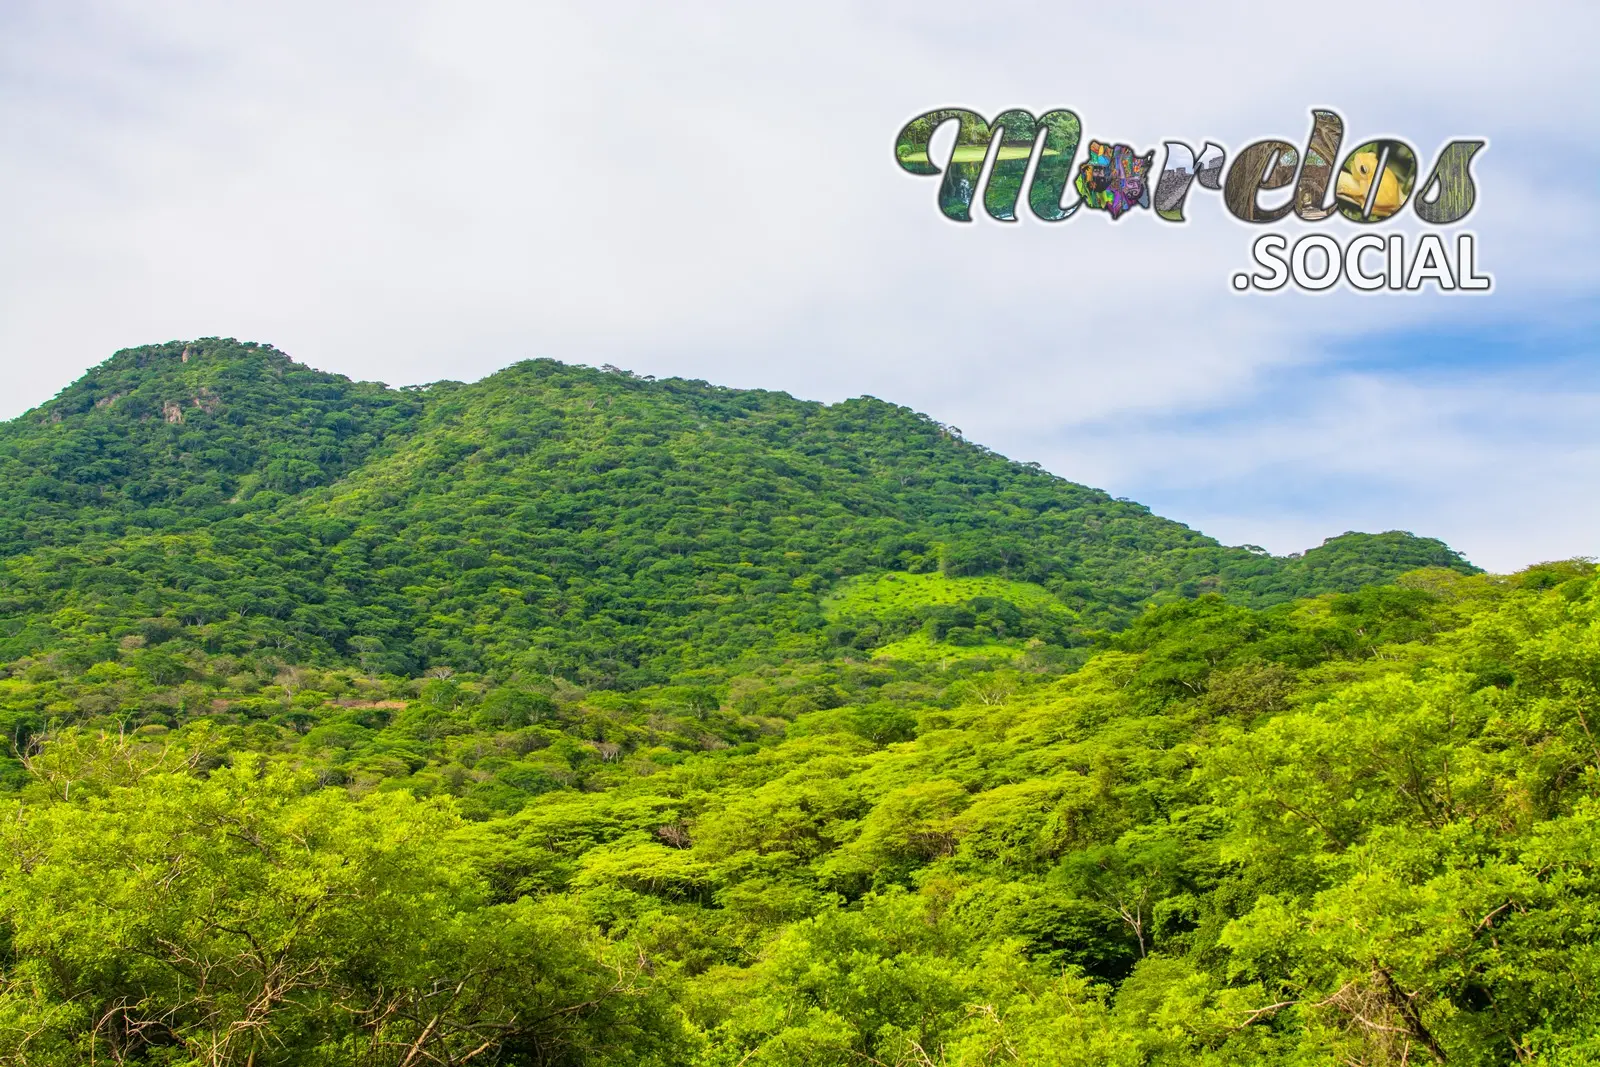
[{"xmin": 5, "ymin": 340, "xmax": 1591, "ymax": 1066}]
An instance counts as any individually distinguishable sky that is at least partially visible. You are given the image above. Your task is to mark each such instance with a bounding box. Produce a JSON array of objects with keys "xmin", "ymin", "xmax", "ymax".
[{"xmin": 1, "ymin": 1, "xmax": 1597, "ymax": 573}]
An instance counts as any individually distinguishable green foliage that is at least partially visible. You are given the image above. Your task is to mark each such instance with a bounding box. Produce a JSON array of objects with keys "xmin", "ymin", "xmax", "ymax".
[
  {"xmin": 5, "ymin": 565, "xmax": 1600, "ymax": 1063},
  {"xmin": 0, "ymin": 344, "xmax": 1474, "ymax": 686},
  {"xmin": 0, "ymin": 737, "xmax": 683, "ymax": 1065},
  {"xmin": 7, "ymin": 340, "xmax": 1579, "ymax": 1066},
  {"xmin": 0, "ymin": 338, "xmax": 421, "ymax": 558}
]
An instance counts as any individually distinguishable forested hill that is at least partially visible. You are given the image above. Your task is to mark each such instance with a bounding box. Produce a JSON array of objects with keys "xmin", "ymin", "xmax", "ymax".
[
  {"xmin": 0, "ymin": 338, "xmax": 1472, "ymax": 684},
  {"xmin": 0, "ymin": 339, "xmax": 423, "ymax": 556},
  {"xmin": 9, "ymin": 339, "xmax": 1600, "ymax": 1067}
]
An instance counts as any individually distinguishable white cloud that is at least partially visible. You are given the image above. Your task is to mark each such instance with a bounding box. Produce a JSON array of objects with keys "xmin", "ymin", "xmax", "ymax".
[
  {"xmin": 1044, "ymin": 369, "xmax": 1600, "ymax": 572},
  {"xmin": 0, "ymin": 0, "xmax": 1596, "ymax": 569}
]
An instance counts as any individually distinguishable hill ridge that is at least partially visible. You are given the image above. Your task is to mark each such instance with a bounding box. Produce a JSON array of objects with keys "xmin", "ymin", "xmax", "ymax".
[{"xmin": 0, "ymin": 340, "xmax": 1476, "ymax": 684}]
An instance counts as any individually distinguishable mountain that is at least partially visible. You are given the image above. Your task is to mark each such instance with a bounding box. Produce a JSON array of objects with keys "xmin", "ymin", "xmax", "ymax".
[
  {"xmin": 0, "ymin": 340, "xmax": 1474, "ymax": 683},
  {"xmin": 0, "ymin": 338, "xmax": 422, "ymax": 557},
  {"xmin": 5, "ymin": 340, "xmax": 1597, "ymax": 1067}
]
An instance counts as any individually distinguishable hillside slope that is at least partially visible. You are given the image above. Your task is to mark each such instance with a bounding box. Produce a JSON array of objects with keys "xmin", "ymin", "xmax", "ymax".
[
  {"xmin": 0, "ymin": 342, "xmax": 1475, "ymax": 684},
  {"xmin": 0, "ymin": 339, "xmax": 422, "ymax": 557},
  {"xmin": 8, "ymin": 340, "xmax": 1593, "ymax": 1067},
  {"xmin": 3, "ymin": 561, "xmax": 1596, "ymax": 1067}
]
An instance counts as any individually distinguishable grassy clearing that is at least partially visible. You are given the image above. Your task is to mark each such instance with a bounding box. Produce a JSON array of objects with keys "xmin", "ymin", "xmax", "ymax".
[{"xmin": 822, "ymin": 571, "xmax": 1068, "ymax": 620}]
